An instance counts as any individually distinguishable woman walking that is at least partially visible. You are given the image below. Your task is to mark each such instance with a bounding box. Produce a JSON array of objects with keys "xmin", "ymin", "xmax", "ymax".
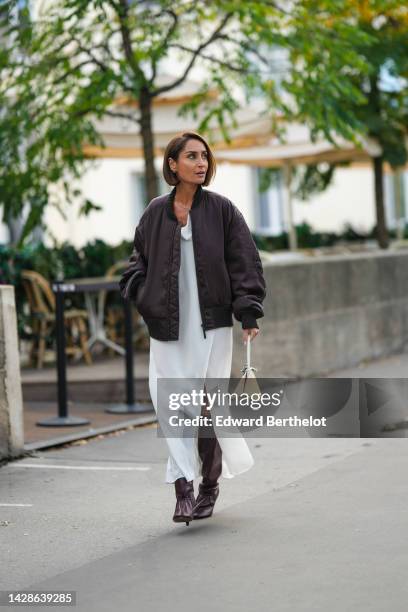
[{"xmin": 119, "ymin": 132, "xmax": 266, "ymax": 526}]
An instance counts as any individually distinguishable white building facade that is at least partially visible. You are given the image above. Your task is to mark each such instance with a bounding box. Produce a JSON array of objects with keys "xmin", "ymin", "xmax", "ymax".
[{"xmin": 33, "ymin": 157, "xmax": 407, "ymax": 248}]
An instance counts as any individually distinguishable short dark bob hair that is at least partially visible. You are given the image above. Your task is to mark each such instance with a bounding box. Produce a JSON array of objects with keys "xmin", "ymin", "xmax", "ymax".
[{"xmin": 162, "ymin": 131, "xmax": 216, "ymax": 186}]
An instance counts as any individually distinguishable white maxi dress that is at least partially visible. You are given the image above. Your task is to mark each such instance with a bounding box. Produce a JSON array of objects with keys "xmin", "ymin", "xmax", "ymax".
[{"xmin": 148, "ymin": 212, "xmax": 254, "ymax": 483}]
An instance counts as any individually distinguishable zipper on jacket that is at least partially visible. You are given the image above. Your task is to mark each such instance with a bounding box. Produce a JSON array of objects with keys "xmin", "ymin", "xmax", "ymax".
[
  {"xmin": 190, "ymin": 214, "xmax": 207, "ymax": 339},
  {"xmin": 168, "ymin": 222, "xmax": 178, "ymax": 338}
]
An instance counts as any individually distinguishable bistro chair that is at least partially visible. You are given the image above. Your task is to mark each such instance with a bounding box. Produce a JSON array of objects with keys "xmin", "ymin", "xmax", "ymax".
[
  {"xmin": 100, "ymin": 261, "xmax": 149, "ymax": 355},
  {"xmin": 21, "ymin": 270, "xmax": 93, "ymax": 368}
]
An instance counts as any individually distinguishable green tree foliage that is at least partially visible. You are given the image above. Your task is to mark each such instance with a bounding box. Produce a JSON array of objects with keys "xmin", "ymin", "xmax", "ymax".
[
  {"xmin": 0, "ymin": 1, "xmax": 104, "ymax": 247},
  {"xmin": 282, "ymin": 1, "xmax": 408, "ymax": 248},
  {"xmin": 3, "ymin": 0, "xmax": 405, "ymax": 249},
  {"xmin": 1, "ymin": 0, "xmax": 373, "ymax": 245}
]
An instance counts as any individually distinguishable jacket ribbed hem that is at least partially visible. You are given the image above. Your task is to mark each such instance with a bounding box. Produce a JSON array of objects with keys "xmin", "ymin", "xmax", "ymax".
[{"xmin": 145, "ymin": 306, "xmax": 233, "ymax": 341}]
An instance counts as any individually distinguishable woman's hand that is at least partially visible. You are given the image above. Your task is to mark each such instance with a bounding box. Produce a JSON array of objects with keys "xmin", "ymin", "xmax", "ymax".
[{"xmin": 242, "ymin": 328, "xmax": 259, "ymax": 344}]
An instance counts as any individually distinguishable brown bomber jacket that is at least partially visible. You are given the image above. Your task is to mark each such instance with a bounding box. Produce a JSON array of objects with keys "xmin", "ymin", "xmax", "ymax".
[{"xmin": 119, "ymin": 184, "xmax": 267, "ymax": 341}]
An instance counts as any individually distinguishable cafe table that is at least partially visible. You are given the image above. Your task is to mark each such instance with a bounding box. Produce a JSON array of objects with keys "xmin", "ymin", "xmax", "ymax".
[{"xmin": 36, "ymin": 276, "xmax": 152, "ymax": 427}]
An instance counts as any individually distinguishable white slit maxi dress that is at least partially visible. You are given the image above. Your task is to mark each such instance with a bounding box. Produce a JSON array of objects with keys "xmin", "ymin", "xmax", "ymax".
[{"xmin": 148, "ymin": 212, "xmax": 254, "ymax": 483}]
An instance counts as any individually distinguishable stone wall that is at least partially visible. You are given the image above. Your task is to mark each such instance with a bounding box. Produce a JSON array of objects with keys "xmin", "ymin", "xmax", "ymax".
[{"xmin": 232, "ymin": 250, "xmax": 408, "ymax": 379}]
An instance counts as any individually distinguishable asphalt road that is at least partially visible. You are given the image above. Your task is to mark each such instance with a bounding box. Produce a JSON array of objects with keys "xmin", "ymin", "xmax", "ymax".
[{"xmin": 2, "ymin": 422, "xmax": 408, "ymax": 611}]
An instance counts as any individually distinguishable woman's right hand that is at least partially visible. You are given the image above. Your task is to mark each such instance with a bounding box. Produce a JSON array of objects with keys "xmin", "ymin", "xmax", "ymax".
[{"xmin": 242, "ymin": 328, "xmax": 259, "ymax": 344}]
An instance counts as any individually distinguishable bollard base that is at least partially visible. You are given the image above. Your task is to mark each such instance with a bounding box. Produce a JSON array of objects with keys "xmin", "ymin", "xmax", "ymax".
[
  {"xmin": 105, "ymin": 403, "xmax": 153, "ymax": 415},
  {"xmin": 36, "ymin": 416, "xmax": 90, "ymax": 427}
]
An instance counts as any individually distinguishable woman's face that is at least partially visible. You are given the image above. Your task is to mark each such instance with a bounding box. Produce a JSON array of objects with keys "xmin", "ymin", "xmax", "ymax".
[{"xmin": 169, "ymin": 139, "xmax": 209, "ymax": 186}]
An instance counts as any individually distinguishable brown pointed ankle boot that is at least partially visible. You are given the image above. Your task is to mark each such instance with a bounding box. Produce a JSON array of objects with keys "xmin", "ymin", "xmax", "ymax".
[
  {"xmin": 192, "ymin": 480, "xmax": 220, "ymax": 520},
  {"xmin": 173, "ymin": 477, "xmax": 195, "ymax": 526}
]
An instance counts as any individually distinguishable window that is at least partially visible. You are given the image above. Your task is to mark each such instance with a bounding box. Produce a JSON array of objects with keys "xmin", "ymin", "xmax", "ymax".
[
  {"xmin": 384, "ymin": 170, "xmax": 407, "ymax": 231},
  {"xmin": 254, "ymin": 167, "xmax": 285, "ymax": 236},
  {"xmin": 131, "ymin": 172, "xmax": 167, "ymax": 225}
]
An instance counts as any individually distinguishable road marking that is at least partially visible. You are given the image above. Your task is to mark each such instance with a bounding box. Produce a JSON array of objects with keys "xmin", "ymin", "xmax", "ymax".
[
  {"xmin": 10, "ymin": 463, "xmax": 151, "ymax": 471},
  {"xmin": 0, "ymin": 503, "xmax": 33, "ymax": 507}
]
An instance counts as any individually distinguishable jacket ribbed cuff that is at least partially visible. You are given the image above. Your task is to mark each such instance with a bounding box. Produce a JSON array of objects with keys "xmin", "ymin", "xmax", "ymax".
[{"xmin": 241, "ymin": 312, "xmax": 259, "ymax": 330}]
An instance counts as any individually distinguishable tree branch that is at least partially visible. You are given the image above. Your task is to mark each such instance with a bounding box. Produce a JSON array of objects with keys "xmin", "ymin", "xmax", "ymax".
[
  {"xmin": 70, "ymin": 35, "xmax": 110, "ymax": 73},
  {"xmin": 117, "ymin": 0, "xmax": 146, "ymax": 85},
  {"xmin": 216, "ymin": 34, "xmax": 272, "ymax": 67},
  {"xmin": 104, "ymin": 109, "xmax": 140, "ymax": 124},
  {"xmin": 151, "ymin": 12, "xmax": 235, "ymax": 97},
  {"xmin": 49, "ymin": 59, "xmax": 99, "ymax": 86},
  {"xmin": 261, "ymin": 1, "xmax": 291, "ymax": 16},
  {"xmin": 149, "ymin": 8, "xmax": 179, "ymax": 85},
  {"xmin": 168, "ymin": 43, "xmax": 248, "ymax": 74}
]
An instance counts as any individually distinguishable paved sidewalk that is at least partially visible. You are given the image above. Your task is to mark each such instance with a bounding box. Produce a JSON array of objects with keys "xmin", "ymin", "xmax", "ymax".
[
  {"xmin": 1, "ymin": 352, "xmax": 407, "ymax": 610},
  {"xmin": 21, "ymin": 353, "xmax": 153, "ymax": 448},
  {"xmin": 1, "ymin": 435, "xmax": 407, "ymax": 611}
]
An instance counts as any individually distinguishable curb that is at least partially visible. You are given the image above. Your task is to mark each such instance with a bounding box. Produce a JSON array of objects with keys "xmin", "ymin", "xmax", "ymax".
[{"xmin": 23, "ymin": 414, "xmax": 158, "ymax": 452}]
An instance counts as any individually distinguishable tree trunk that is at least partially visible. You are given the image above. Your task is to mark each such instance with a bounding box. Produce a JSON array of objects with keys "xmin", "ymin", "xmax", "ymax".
[
  {"xmin": 372, "ymin": 155, "xmax": 389, "ymax": 249},
  {"xmin": 393, "ymin": 167, "xmax": 405, "ymax": 241},
  {"xmin": 5, "ymin": 215, "xmax": 23, "ymax": 246},
  {"xmin": 139, "ymin": 86, "xmax": 159, "ymax": 203},
  {"xmin": 368, "ymin": 72, "xmax": 388, "ymax": 250}
]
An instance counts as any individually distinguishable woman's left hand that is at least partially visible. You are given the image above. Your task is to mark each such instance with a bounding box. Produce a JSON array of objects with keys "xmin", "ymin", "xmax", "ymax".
[{"xmin": 242, "ymin": 328, "xmax": 259, "ymax": 344}]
